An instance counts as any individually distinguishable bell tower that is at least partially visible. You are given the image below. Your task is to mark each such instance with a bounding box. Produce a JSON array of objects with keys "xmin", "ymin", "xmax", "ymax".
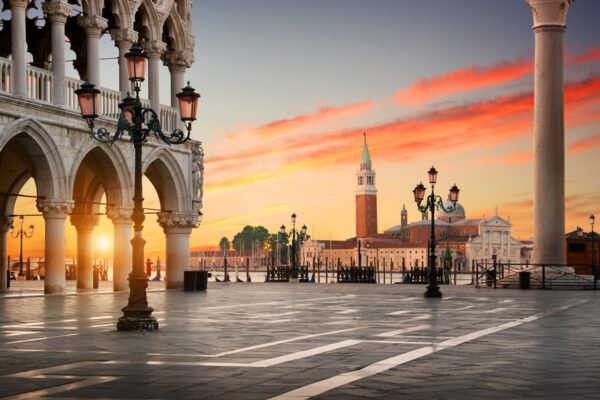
[{"xmin": 356, "ymin": 133, "xmax": 378, "ymax": 238}]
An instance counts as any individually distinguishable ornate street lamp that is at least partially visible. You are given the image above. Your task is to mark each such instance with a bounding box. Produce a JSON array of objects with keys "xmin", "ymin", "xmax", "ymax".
[
  {"xmin": 591, "ymin": 214, "xmax": 596, "ymax": 289},
  {"xmin": 288, "ymin": 213, "xmax": 308, "ymax": 279},
  {"xmin": 9, "ymin": 216, "xmax": 34, "ymax": 278},
  {"xmin": 75, "ymin": 43, "xmax": 201, "ymax": 331},
  {"xmin": 413, "ymin": 166, "xmax": 460, "ymax": 298}
]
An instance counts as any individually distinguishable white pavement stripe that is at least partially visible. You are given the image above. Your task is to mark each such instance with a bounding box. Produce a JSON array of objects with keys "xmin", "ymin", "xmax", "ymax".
[
  {"xmin": 375, "ymin": 325, "xmax": 430, "ymax": 337},
  {"xmin": 387, "ymin": 310, "xmax": 410, "ymax": 316},
  {"xmin": 211, "ymin": 327, "xmax": 363, "ymax": 358},
  {"xmin": 268, "ymin": 300, "xmax": 587, "ymax": 400},
  {"xmin": 2, "ymin": 331, "xmax": 39, "ymax": 337},
  {"xmin": 88, "ymin": 315, "xmax": 113, "ymax": 320},
  {"xmin": 336, "ymin": 309, "xmax": 359, "ymax": 314},
  {"xmin": 251, "ymin": 340, "xmax": 361, "ymax": 368},
  {"xmin": 484, "ymin": 308, "xmax": 508, "ymax": 313},
  {"xmin": 455, "ymin": 306, "xmax": 475, "ymax": 311}
]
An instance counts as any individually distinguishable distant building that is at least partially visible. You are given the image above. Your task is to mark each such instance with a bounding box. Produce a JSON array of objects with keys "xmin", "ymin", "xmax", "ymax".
[
  {"xmin": 300, "ymin": 133, "xmax": 525, "ymax": 273},
  {"xmin": 565, "ymin": 227, "xmax": 599, "ymax": 274}
]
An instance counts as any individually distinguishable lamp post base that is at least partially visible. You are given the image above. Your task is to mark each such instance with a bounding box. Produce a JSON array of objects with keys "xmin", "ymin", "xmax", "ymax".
[
  {"xmin": 117, "ymin": 308, "xmax": 158, "ymax": 331},
  {"xmin": 424, "ymin": 285, "xmax": 442, "ymax": 298}
]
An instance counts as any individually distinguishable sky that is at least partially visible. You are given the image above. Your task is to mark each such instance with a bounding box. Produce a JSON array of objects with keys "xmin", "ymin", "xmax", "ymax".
[{"xmin": 7, "ymin": 0, "xmax": 600, "ymax": 260}]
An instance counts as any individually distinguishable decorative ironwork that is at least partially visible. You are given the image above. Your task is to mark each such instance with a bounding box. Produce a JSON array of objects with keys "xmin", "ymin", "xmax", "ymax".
[{"xmin": 336, "ymin": 266, "xmax": 376, "ymax": 283}]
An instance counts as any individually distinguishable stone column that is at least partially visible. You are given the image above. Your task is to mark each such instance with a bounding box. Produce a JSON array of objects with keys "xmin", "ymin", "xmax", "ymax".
[
  {"xmin": 77, "ymin": 15, "xmax": 108, "ymax": 86},
  {"xmin": 164, "ymin": 50, "xmax": 193, "ymax": 107},
  {"xmin": 143, "ymin": 40, "xmax": 167, "ymax": 113},
  {"xmin": 110, "ymin": 29, "xmax": 138, "ymax": 97},
  {"xmin": 37, "ymin": 200, "xmax": 73, "ymax": 294},
  {"xmin": 0, "ymin": 217, "xmax": 10, "ymax": 291},
  {"xmin": 9, "ymin": 0, "xmax": 29, "ymax": 96},
  {"xmin": 158, "ymin": 213, "xmax": 199, "ymax": 289},
  {"xmin": 107, "ymin": 207, "xmax": 133, "ymax": 292},
  {"xmin": 526, "ymin": 0, "xmax": 572, "ymax": 265},
  {"xmin": 42, "ymin": 1, "xmax": 72, "ymax": 106},
  {"xmin": 70, "ymin": 214, "xmax": 98, "ymax": 289}
]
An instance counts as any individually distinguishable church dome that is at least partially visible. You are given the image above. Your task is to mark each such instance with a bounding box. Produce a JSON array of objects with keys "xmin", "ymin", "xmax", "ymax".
[{"xmin": 437, "ymin": 199, "xmax": 466, "ymax": 222}]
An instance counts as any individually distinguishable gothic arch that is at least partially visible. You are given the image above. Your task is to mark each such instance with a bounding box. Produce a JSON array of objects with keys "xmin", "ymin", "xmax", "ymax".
[
  {"xmin": 0, "ymin": 118, "xmax": 67, "ymax": 201},
  {"xmin": 142, "ymin": 146, "xmax": 190, "ymax": 213},
  {"xmin": 69, "ymin": 138, "xmax": 133, "ymax": 211}
]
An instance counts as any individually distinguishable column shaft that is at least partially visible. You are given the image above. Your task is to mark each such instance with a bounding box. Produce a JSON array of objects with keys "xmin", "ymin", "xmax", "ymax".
[
  {"xmin": 10, "ymin": 1, "xmax": 28, "ymax": 96},
  {"xmin": 148, "ymin": 55, "xmax": 161, "ymax": 113},
  {"xmin": 51, "ymin": 22, "xmax": 67, "ymax": 105},
  {"xmin": 165, "ymin": 232, "xmax": 190, "ymax": 289},
  {"xmin": 117, "ymin": 43, "xmax": 131, "ymax": 96},
  {"xmin": 0, "ymin": 229, "xmax": 7, "ymax": 291},
  {"xmin": 44, "ymin": 217, "xmax": 67, "ymax": 294},
  {"xmin": 170, "ymin": 65, "xmax": 185, "ymax": 108},
  {"xmin": 113, "ymin": 222, "xmax": 132, "ymax": 291},
  {"xmin": 76, "ymin": 229, "xmax": 94, "ymax": 289}
]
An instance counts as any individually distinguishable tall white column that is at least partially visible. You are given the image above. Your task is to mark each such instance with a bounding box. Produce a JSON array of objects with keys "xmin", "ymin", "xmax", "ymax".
[
  {"xmin": 526, "ymin": 0, "xmax": 572, "ymax": 265},
  {"xmin": 158, "ymin": 213, "xmax": 198, "ymax": 289},
  {"xmin": 0, "ymin": 217, "xmax": 10, "ymax": 292},
  {"xmin": 107, "ymin": 207, "xmax": 132, "ymax": 292},
  {"xmin": 170, "ymin": 64, "xmax": 186, "ymax": 107},
  {"xmin": 77, "ymin": 15, "xmax": 108, "ymax": 85},
  {"xmin": 70, "ymin": 214, "xmax": 98, "ymax": 290},
  {"xmin": 37, "ymin": 200, "xmax": 73, "ymax": 294},
  {"xmin": 110, "ymin": 29, "xmax": 138, "ymax": 97},
  {"xmin": 143, "ymin": 40, "xmax": 166, "ymax": 113},
  {"xmin": 9, "ymin": 0, "xmax": 29, "ymax": 96},
  {"xmin": 42, "ymin": 1, "xmax": 72, "ymax": 106}
]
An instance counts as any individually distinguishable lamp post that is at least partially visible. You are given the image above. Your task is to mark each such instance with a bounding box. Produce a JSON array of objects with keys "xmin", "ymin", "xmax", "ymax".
[
  {"xmin": 287, "ymin": 213, "xmax": 307, "ymax": 279},
  {"xmin": 279, "ymin": 225, "xmax": 286, "ymax": 267},
  {"xmin": 413, "ymin": 166, "xmax": 460, "ymax": 298},
  {"xmin": 75, "ymin": 43, "xmax": 200, "ymax": 331},
  {"xmin": 9, "ymin": 216, "xmax": 34, "ymax": 278},
  {"xmin": 591, "ymin": 214, "xmax": 596, "ymax": 289}
]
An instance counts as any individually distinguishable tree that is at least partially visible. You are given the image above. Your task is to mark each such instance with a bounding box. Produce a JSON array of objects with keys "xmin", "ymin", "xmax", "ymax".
[
  {"xmin": 232, "ymin": 225, "xmax": 271, "ymax": 252},
  {"xmin": 219, "ymin": 237, "xmax": 230, "ymax": 254}
]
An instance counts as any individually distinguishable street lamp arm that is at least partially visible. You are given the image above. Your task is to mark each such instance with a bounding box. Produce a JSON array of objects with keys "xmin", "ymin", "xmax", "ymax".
[
  {"xmin": 89, "ymin": 113, "xmax": 130, "ymax": 145},
  {"xmin": 142, "ymin": 108, "xmax": 191, "ymax": 145},
  {"xmin": 437, "ymin": 196, "xmax": 457, "ymax": 213}
]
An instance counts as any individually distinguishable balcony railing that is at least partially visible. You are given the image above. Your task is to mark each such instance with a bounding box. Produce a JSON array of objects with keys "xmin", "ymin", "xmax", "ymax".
[{"xmin": 0, "ymin": 57, "xmax": 180, "ymax": 132}]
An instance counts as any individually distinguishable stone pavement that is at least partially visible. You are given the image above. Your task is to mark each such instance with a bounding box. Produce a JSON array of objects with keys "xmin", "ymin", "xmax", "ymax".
[{"xmin": 0, "ymin": 282, "xmax": 599, "ymax": 399}]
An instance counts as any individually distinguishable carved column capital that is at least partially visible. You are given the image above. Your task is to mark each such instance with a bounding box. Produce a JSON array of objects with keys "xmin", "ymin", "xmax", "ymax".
[
  {"xmin": 142, "ymin": 40, "xmax": 167, "ymax": 58},
  {"xmin": 37, "ymin": 199, "xmax": 74, "ymax": 219},
  {"xmin": 70, "ymin": 214, "xmax": 99, "ymax": 231},
  {"xmin": 77, "ymin": 15, "xmax": 108, "ymax": 37},
  {"xmin": 110, "ymin": 28, "xmax": 138, "ymax": 47},
  {"xmin": 106, "ymin": 207, "xmax": 133, "ymax": 225},
  {"xmin": 526, "ymin": 0, "xmax": 573, "ymax": 29},
  {"xmin": 8, "ymin": 0, "xmax": 29, "ymax": 9},
  {"xmin": 158, "ymin": 212, "xmax": 199, "ymax": 234},
  {"xmin": 164, "ymin": 50, "xmax": 194, "ymax": 69},
  {"xmin": 42, "ymin": 1, "xmax": 72, "ymax": 24}
]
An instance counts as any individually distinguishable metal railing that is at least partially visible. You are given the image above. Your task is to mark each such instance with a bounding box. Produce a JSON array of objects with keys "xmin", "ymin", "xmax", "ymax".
[
  {"xmin": 336, "ymin": 266, "xmax": 376, "ymax": 283},
  {"xmin": 473, "ymin": 260, "xmax": 597, "ymax": 290}
]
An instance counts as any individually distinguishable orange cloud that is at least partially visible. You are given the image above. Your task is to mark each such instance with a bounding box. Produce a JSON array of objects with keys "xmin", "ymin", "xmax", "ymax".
[
  {"xmin": 250, "ymin": 101, "xmax": 373, "ymax": 138},
  {"xmin": 206, "ymin": 76, "xmax": 600, "ymax": 192},
  {"xmin": 393, "ymin": 58, "xmax": 533, "ymax": 106},
  {"xmin": 570, "ymin": 47, "xmax": 600, "ymax": 65},
  {"xmin": 393, "ymin": 46, "xmax": 600, "ymax": 107},
  {"xmin": 567, "ymin": 134, "xmax": 600, "ymax": 153}
]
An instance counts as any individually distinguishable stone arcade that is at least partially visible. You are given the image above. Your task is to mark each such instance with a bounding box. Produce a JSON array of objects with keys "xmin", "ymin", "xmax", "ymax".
[{"xmin": 0, "ymin": 0, "xmax": 202, "ymax": 294}]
